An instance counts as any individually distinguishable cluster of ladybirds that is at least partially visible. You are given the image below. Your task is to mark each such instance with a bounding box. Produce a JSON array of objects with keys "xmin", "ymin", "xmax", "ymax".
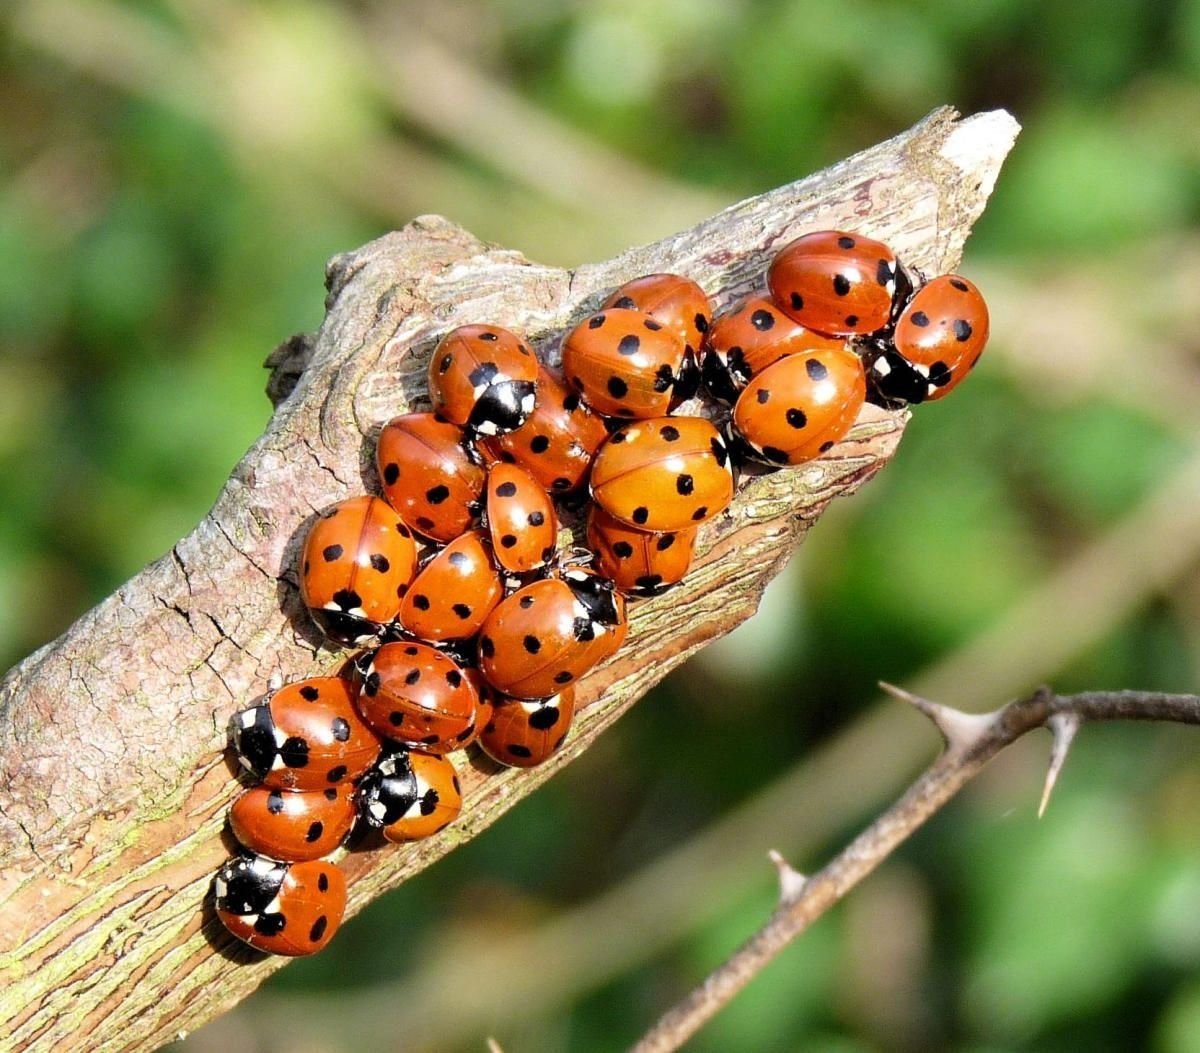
[{"xmin": 211, "ymin": 229, "xmax": 990, "ymax": 958}]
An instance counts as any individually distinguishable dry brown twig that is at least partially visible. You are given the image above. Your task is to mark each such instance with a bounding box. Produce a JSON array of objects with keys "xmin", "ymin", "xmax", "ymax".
[
  {"xmin": 631, "ymin": 686, "xmax": 1200, "ymax": 1053},
  {"xmin": 0, "ymin": 107, "xmax": 1016, "ymax": 1051}
]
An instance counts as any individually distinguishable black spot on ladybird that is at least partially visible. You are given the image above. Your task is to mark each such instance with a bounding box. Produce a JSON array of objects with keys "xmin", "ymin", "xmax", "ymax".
[
  {"xmin": 266, "ymin": 790, "xmax": 285, "ymax": 814},
  {"xmin": 404, "ymin": 668, "xmax": 421, "ymax": 686},
  {"xmin": 255, "ymin": 913, "xmax": 286, "ymax": 937},
  {"xmin": 331, "ymin": 717, "xmax": 350, "ymax": 742},
  {"xmin": 452, "ymin": 603, "xmax": 472, "ymax": 619},
  {"xmin": 876, "ymin": 259, "xmax": 894, "ymax": 286},
  {"xmin": 448, "ymin": 550, "xmax": 469, "ymax": 568},
  {"xmin": 309, "ymin": 915, "xmax": 328, "ymax": 942},
  {"xmin": 930, "ymin": 361, "xmax": 953, "ymax": 387},
  {"xmin": 322, "ymin": 544, "xmax": 343, "ymax": 562},
  {"xmin": 426, "ymin": 485, "xmax": 450, "ymax": 505},
  {"xmin": 657, "ymin": 533, "xmax": 676, "ymax": 551},
  {"xmin": 554, "ymin": 671, "xmax": 573, "ymax": 684},
  {"xmin": 911, "ymin": 311, "xmax": 930, "ymax": 327},
  {"xmin": 820, "ymin": 440, "xmax": 835, "ymax": 453},
  {"xmin": 563, "ymin": 393, "xmax": 581, "ymax": 412},
  {"xmin": 500, "ymin": 534, "xmax": 518, "ymax": 548},
  {"xmin": 589, "ymin": 314, "xmax": 605, "ymax": 329},
  {"xmin": 833, "ymin": 274, "xmax": 851, "ymax": 296},
  {"xmin": 383, "ymin": 463, "xmax": 400, "ymax": 485},
  {"xmin": 523, "ymin": 634, "xmax": 541, "ymax": 654},
  {"xmin": 519, "ymin": 595, "xmax": 535, "ymax": 608},
  {"xmin": 327, "ymin": 765, "xmax": 348, "ymax": 783},
  {"xmin": 750, "ymin": 309, "xmax": 775, "ymax": 331},
  {"xmin": 416, "ymin": 516, "xmax": 436, "ymax": 532},
  {"xmin": 691, "ymin": 506, "xmax": 709, "ymax": 521},
  {"xmin": 507, "ymin": 744, "xmax": 533, "ymax": 759},
  {"xmin": 495, "ymin": 481, "xmax": 518, "ymax": 498},
  {"xmin": 661, "ymin": 424, "xmax": 680, "ymax": 441},
  {"xmin": 528, "ymin": 511, "xmax": 545, "ymax": 527},
  {"xmin": 786, "ymin": 408, "xmax": 808, "ymax": 429},
  {"xmin": 612, "ymin": 541, "xmax": 634, "ymax": 559},
  {"xmin": 480, "ymin": 636, "xmax": 495, "ymax": 658},
  {"xmin": 607, "ymin": 376, "xmax": 629, "ymax": 398},
  {"xmin": 299, "ymin": 685, "xmax": 319, "ymax": 701},
  {"xmin": 529, "ymin": 705, "xmax": 560, "ymax": 730},
  {"xmin": 530, "ymin": 435, "xmax": 550, "ymax": 454},
  {"xmin": 614, "ymin": 296, "xmax": 636, "ymax": 309},
  {"xmin": 478, "ymin": 331, "xmax": 498, "ymax": 342},
  {"xmin": 412, "ymin": 594, "xmax": 431, "ymax": 611},
  {"xmin": 950, "ymin": 277, "xmax": 969, "ymax": 292},
  {"xmin": 318, "ymin": 872, "xmax": 330, "ymax": 892},
  {"xmin": 370, "ymin": 553, "xmax": 390, "ymax": 573},
  {"xmin": 790, "ymin": 292, "xmax": 804, "ymax": 311},
  {"xmin": 305, "ymin": 821, "xmax": 324, "ymax": 843},
  {"xmin": 609, "ymin": 430, "xmax": 627, "ymax": 444},
  {"xmin": 756, "ymin": 388, "xmax": 771, "ymax": 404},
  {"xmin": 676, "ymin": 473, "xmax": 694, "ymax": 496},
  {"xmin": 837, "ymin": 235, "xmax": 856, "ymax": 249},
  {"xmin": 954, "ymin": 319, "xmax": 973, "ymax": 342},
  {"xmin": 281, "ymin": 737, "xmax": 310, "ymax": 768},
  {"xmin": 438, "ymin": 353, "xmax": 453, "ymax": 374},
  {"xmin": 806, "ymin": 358, "xmax": 829, "ymax": 382},
  {"xmin": 446, "ymin": 669, "xmax": 463, "ymax": 687},
  {"xmin": 695, "ymin": 312, "xmax": 710, "ymax": 333},
  {"xmin": 618, "ymin": 334, "xmax": 640, "ymax": 356},
  {"xmin": 632, "ymin": 506, "xmax": 649, "ymax": 525},
  {"xmin": 644, "ymin": 318, "xmax": 662, "ymax": 331},
  {"xmin": 845, "ymin": 315, "xmax": 858, "ymax": 327}
]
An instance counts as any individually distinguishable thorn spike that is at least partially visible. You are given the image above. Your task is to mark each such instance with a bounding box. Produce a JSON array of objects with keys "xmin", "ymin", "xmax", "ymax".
[
  {"xmin": 1039, "ymin": 712, "xmax": 1081, "ymax": 818},
  {"xmin": 878, "ymin": 681, "xmax": 994, "ymax": 752},
  {"xmin": 768, "ymin": 849, "xmax": 808, "ymax": 903}
]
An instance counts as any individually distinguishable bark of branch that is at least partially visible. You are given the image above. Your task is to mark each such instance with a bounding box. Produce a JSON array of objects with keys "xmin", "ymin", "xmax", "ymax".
[
  {"xmin": 0, "ymin": 106, "xmax": 1018, "ymax": 1053},
  {"xmin": 630, "ymin": 688, "xmax": 1200, "ymax": 1053}
]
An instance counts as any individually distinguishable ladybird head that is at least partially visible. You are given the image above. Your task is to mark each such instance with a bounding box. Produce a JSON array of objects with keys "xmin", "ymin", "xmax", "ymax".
[
  {"xmin": 358, "ymin": 750, "xmax": 420, "ymax": 828},
  {"xmin": 564, "ymin": 570, "xmax": 623, "ymax": 628},
  {"xmin": 467, "ymin": 380, "xmax": 537, "ymax": 437},
  {"xmin": 214, "ymin": 854, "xmax": 287, "ymax": 915},
  {"xmin": 230, "ymin": 704, "xmax": 278, "ymax": 780}
]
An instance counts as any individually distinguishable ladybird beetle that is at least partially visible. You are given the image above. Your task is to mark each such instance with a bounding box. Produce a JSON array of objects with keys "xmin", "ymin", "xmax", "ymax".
[
  {"xmin": 214, "ymin": 855, "xmax": 346, "ymax": 957},
  {"xmin": 356, "ymin": 642, "xmax": 479, "ymax": 753},
  {"xmin": 480, "ymin": 366, "xmax": 608, "ymax": 494},
  {"xmin": 230, "ymin": 676, "xmax": 381, "ymax": 791},
  {"xmin": 485, "ymin": 463, "xmax": 558, "ymax": 574},
  {"xmin": 428, "ymin": 324, "xmax": 539, "ymax": 436},
  {"xmin": 299, "ymin": 496, "xmax": 418, "ymax": 645},
  {"xmin": 477, "ymin": 569, "xmax": 627, "ymax": 699},
  {"xmin": 602, "ymin": 273, "xmax": 710, "ymax": 394},
  {"xmin": 702, "ymin": 297, "xmax": 845, "ymax": 405},
  {"xmin": 732, "ymin": 346, "xmax": 866, "ymax": 466},
  {"xmin": 358, "ymin": 748, "xmax": 463, "ymax": 843},
  {"xmin": 590, "ymin": 416, "xmax": 734, "ymax": 531},
  {"xmin": 586, "ymin": 505, "xmax": 697, "ymax": 597},
  {"xmin": 561, "ymin": 307, "xmax": 692, "ymax": 418},
  {"xmin": 768, "ymin": 230, "xmax": 901, "ymax": 337},
  {"xmin": 376, "ymin": 412, "xmax": 486, "ymax": 542},
  {"xmin": 228, "ymin": 783, "xmax": 356, "ymax": 863},
  {"xmin": 866, "ymin": 274, "xmax": 990, "ymax": 405},
  {"xmin": 478, "ymin": 688, "xmax": 576, "ymax": 768},
  {"xmin": 399, "ymin": 529, "xmax": 503, "ymax": 644}
]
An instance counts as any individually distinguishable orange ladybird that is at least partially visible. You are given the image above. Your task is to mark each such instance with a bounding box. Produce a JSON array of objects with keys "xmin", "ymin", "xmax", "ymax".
[
  {"xmin": 867, "ymin": 274, "xmax": 990, "ymax": 405},
  {"xmin": 768, "ymin": 230, "xmax": 900, "ymax": 336},
  {"xmin": 228, "ymin": 783, "xmax": 356, "ymax": 862},
  {"xmin": 590, "ymin": 416, "xmax": 734, "ymax": 531},
  {"xmin": 214, "ymin": 855, "xmax": 346, "ymax": 957},
  {"xmin": 230, "ymin": 676, "xmax": 381, "ymax": 791},
  {"xmin": 586, "ymin": 505, "xmax": 697, "ymax": 597},
  {"xmin": 356, "ymin": 642, "xmax": 479, "ymax": 753},
  {"xmin": 485, "ymin": 463, "xmax": 558, "ymax": 574},
  {"xmin": 731, "ymin": 346, "xmax": 866, "ymax": 466},
  {"xmin": 478, "ymin": 570, "xmax": 627, "ymax": 699},
  {"xmin": 480, "ymin": 366, "xmax": 608, "ymax": 494},
  {"xmin": 428, "ymin": 324, "xmax": 539, "ymax": 436},
  {"xmin": 299, "ymin": 496, "xmax": 418, "ymax": 645},
  {"xmin": 702, "ymin": 297, "xmax": 845, "ymax": 404},
  {"xmin": 376, "ymin": 413, "xmax": 486, "ymax": 542},
  {"xmin": 399, "ymin": 529, "xmax": 503, "ymax": 644},
  {"xmin": 561, "ymin": 307, "xmax": 691, "ymax": 418},
  {"xmin": 478, "ymin": 688, "xmax": 576, "ymax": 768},
  {"xmin": 358, "ymin": 748, "xmax": 463, "ymax": 842}
]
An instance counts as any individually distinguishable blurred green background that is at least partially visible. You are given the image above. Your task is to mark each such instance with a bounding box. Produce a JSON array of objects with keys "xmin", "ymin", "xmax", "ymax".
[{"xmin": 5, "ymin": 1, "xmax": 1200, "ymax": 1050}]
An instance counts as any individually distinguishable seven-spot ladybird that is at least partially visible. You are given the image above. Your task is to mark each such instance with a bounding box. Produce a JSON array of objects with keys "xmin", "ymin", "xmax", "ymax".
[
  {"xmin": 428, "ymin": 324, "xmax": 539, "ymax": 436},
  {"xmin": 358, "ymin": 748, "xmax": 464, "ymax": 842},
  {"xmin": 299, "ymin": 496, "xmax": 418, "ymax": 645},
  {"xmin": 230, "ymin": 676, "xmax": 382, "ymax": 791},
  {"xmin": 356, "ymin": 642, "xmax": 480, "ymax": 753},
  {"xmin": 480, "ymin": 366, "xmax": 608, "ymax": 494},
  {"xmin": 228, "ymin": 783, "xmax": 356, "ymax": 862},
  {"xmin": 590, "ymin": 416, "xmax": 734, "ymax": 531},
  {"xmin": 376, "ymin": 412, "xmax": 487, "ymax": 542},
  {"xmin": 477, "ymin": 570, "xmax": 627, "ymax": 699},
  {"xmin": 562, "ymin": 308, "xmax": 694, "ymax": 418},
  {"xmin": 214, "ymin": 855, "xmax": 346, "ymax": 956},
  {"xmin": 484, "ymin": 462, "xmax": 558, "ymax": 574},
  {"xmin": 768, "ymin": 230, "xmax": 902, "ymax": 336},
  {"xmin": 586, "ymin": 505, "xmax": 697, "ymax": 597},
  {"xmin": 731, "ymin": 346, "xmax": 866, "ymax": 466},
  {"xmin": 866, "ymin": 274, "xmax": 990, "ymax": 405},
  {"xmin": 478, "ymin": 688, "xmax": 576, "ymax": 768},
  {"xmin": 399, "ymin": 529, "xmax": 503, "ymax": 644},
  {"xmin": 602, "ymin": 273, "xmax": 710, "ymax": 397},
  {"xmin": 703, "ymin": 297, "xmax": 845, "ymax": 404}
]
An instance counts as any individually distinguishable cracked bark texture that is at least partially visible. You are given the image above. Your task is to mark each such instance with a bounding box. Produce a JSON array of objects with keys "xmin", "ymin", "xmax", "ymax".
[{"xmin": 0, "ymin": 107, "xmax": 1018, "ymax": 1053}]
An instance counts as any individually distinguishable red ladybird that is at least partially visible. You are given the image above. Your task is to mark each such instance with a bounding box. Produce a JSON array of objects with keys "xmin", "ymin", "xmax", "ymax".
[
  {"xmin": 602, "ymin": 272, "xmax": 710, "ymax": 386},
  {"xmin": 376, "ymin": 413, "xmax": 486, "ymax": 542},
  {"xmin": 358, "ymin": 748, "xmax": 463, "ymax": 842},
  {"xmin": 561, "ymin": 307, "xmax": 691, "ymax": 418},
  {"xmin": 590, "ymin": 416, "xmax": 734, "ymax": 531},
  {"xmin": 731, "ymin": 346, "xmax": 866, "ymax": 466},
  {"xmin": 586, "ymin": 505, "xmax": 697, "ymax": 597},
  {"xmin": 768, "ymin": 230, "xmax": 901, "ymax": 337},
  {"xmin": 399, "ymin": 529, "xmax": 503, "ymax": 644},
  {"xmin": 299, "ymin": 496, "xmax": 418, "ymax": 645},
  {"xmin": 228, "ymin": 783, "xmax": 356, "ymax": 862},
  {"xmin": 479, "ymin": 366, "xmax": 608, "ymax": 494},
  {"xmin": 866, "ymin": 274, "xmax": 990, "ymax": 405},
  {"xmin": 478, "ymin": 688, "xmax": 576, "ymax": 768},
  {"xmin": 477, "ymin": 569, "xmax": 627, "ymax": 699},
  {"xmin": 230, "ymin": 676, "xmax": 382, "ymax": 791},
  {"xmin": 428, "ymin": 324, "xmax": 539, "ymax": 436},
  {"xmin": 214, "ymin": 855, "xmax": 346, "ymax": 957},
  {"xmin": 485, "ymin": 463, "xmax": 558, "ymax": 574},
  {"xmin": 702, "ymin": 297, "xmax": 845, "ymax": 404},
  {"xmin": 356, "ymin": 642, "xmax": 479, "ymax": 753}
]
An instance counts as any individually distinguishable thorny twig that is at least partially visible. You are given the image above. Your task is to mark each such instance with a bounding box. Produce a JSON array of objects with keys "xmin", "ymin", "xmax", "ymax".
[{"xmin": 630, "ymin": 686, "xmax": 1200, "ymax": 1053}]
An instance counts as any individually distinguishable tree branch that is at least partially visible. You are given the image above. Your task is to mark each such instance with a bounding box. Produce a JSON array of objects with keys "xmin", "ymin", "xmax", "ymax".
[
  {"xmin": 631, "ymin": 687, "xmax": 1200, "ymax": 1053},
  {"xmin": 0, "ymin": 107, "xmax": 1017, "ymax": 1052}
]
